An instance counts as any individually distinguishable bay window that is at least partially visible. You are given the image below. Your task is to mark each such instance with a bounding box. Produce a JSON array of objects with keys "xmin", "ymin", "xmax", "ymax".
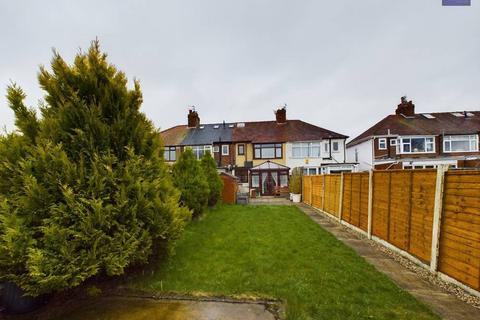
[
  {"xmin": 399, "ymin": 137, "xmax": 434, "ymax": 154},
  {"xmin": 254, "ymin": 143, "xmax": 282, "ymax": 159},
  {"xmin": 443, "ymin": 135, "xmax": 478, "ymax": 153},
  {"xmin": 164, "ymin": 146, "xmax": 176, "ymax": 161},
  {"xmin": 292, "ymin": 142, "xmax": 321, "ymax": 158}
]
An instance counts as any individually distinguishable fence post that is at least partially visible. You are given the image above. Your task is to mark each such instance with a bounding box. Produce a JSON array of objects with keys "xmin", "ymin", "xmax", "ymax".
[
  {"xmin": 430, "ymin": 164, "xmax": 448, "ymax": 273},
  {"xmin": 338, "ymin": 173, "xmax": 344, "ymax": 221},
  {"xmin": 367, "ymin": 170, "xmax": 374, "ymax": 239}
]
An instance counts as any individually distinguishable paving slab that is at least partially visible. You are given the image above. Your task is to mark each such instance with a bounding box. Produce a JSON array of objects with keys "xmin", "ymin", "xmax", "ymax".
[
  {"xmin": 249, "ymin": 197, "xmax": 292, "ymax": 206},
  {"xmin": 296, "ymin": 203, "xmax": 480, "ymax": 320}
]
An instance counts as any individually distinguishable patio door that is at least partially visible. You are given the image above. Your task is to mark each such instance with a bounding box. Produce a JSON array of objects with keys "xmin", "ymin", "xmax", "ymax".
[{"xmin": 261, "ymin": 172, "xmax": 275, "ymax": 196}]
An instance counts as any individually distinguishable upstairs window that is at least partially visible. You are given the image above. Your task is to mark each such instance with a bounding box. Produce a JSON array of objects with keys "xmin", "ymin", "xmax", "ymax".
[
  {"xmin": 222, "ymin": 144, "xmax": 229, "ymax": 156},
  {"xmin": 188, "ymin": 145, "xmax": 212, "ymax": 159},
  {"xmin": 292, "ymin": 142, "xmax": 321, "ymax": 158},
  {"xmin": 164, "ymin": 146, "xmax": 176, "ymax": 161},
  {"xmin": 444, "ymin": 135, "xmax": 478, "ymax": 152},
  {"xmin": 238, "ymin": 144, "xmax": 245, "ymax": 155},
  {"xmin": 324, "ymin": 142, "xmax": 330, "ymax": 153},
  {"xmin": 378, "ymin": 138, "xmax": 387, "ymax": 150},
  {"xmin": 254, "ymin": 143, "xmax": 282, "ymax": 159},
  {"xmin": 332, "ymin": 141, "xmax": 339, "ymax": 152},
  {"xmin": 399, "ymin": 137, "xmax": 434, "ymax": 154}
]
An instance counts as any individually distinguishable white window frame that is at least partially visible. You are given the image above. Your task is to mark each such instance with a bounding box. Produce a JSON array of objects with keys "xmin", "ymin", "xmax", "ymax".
[
  {"xmin": 398, "ymin": 136, "xmax": 435, "ymax": 154},
  {"xmin": 221, "ymin": 144, "xmax": 229, "ymax": 156},
  {"xmin": 291, "ymin": 142, "xmax": 322, "ymax": 159},
  {"xmin": 188, "ymin": 145, "xmax": 212, "ymax": 159},
  {"xmin": 213, "ymin": 146, "xmax": 220, "ymax": 153},
  {"xmin": 443, "ymin": 135, "xmax": 479, "ymax": 153},
  {"xmin": 390, "ymin": 138, "xmax": 397, "ymax": 146},
  {"xmin": 378, "ymin": 138, "xmax": 387, "ymax": 150}
]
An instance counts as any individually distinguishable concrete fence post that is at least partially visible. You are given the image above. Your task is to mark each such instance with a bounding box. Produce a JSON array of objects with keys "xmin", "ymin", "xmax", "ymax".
[
  {"xmin": 338, "ymin": 172, "xmax": 344, "ymax": 221},
  {"xmin": 430, "ymin": 164, "xmax": 449, "ymax": 273},
  {"xmin": 367, "ymin": 170, "xmax": 374, "ymax": 239}
]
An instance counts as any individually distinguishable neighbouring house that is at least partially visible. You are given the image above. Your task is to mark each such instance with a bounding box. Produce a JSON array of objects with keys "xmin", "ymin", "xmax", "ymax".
[
  {"xmin": 161, "ymin": 107, "xmax": 355, "ymax": 196},
  {"xmin": 346, "ymin": 97, "xmax": 480, "ymax": 171}
]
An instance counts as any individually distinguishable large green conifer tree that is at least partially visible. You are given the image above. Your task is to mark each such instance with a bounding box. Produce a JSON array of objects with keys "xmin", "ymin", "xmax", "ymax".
[{"xmin": 0, "ymin": 41, "xmax": 190, "ymax": 296}]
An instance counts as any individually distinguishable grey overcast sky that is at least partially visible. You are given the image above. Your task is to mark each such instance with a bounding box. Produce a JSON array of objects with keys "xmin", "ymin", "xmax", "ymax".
[{"xmin": 0, "ymin": 0, "xmax": 479, "ymax": 139}]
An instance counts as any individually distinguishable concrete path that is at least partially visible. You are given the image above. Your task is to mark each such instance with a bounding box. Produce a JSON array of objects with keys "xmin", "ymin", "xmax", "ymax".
[
  {"xmin": 7, "ymin": 297, "xmax": 276, "ymax": 320},
  {"xmin": 296, "ymin": 203, "xmax": 480, "ymax": 320},
  {"xmin": 249, "ymin": 197, "xmax": 292, "ymax": 205}
]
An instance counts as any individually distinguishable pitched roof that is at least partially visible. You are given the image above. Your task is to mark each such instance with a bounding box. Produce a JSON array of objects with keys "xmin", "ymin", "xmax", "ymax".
[
  {"xmin": 250, "ymin": 160, "xmax": 290, "ymax": 171},
  {"xmin": 161, "ymin": 125, "xmax": 188, "ymax": 146},
  {"xmin": 232, "ymin": 120, "xmax": 347, "ymax": 143},
  {"xmin": 180, "ymin": 123, "xmax": 234, "ymax": 146},
  {"xmin": 160, "ymin": 119, "xmax": 347, "ymax": 146},
  {"xmin": 347, "ymin": 111, "xmax": 480, "ymax": 147}
]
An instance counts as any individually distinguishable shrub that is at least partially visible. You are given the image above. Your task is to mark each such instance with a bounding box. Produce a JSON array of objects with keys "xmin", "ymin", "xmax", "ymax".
[
  {"xmin": 172, "ymin": 149, "xmax": 210, "ymax": 217},
  {"xmin": 0, "ymin": 41, "xmax": 190, "ymax": 296},
  {"xmin": 200, "ymin": 151, "xmax": 223, "ymax": 206},
  {"xmin": 290, "ymin": 167, "xmax": 303, "ymax": 194}
]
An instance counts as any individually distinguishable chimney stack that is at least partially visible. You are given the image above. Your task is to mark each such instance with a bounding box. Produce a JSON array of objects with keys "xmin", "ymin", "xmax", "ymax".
[
  {"xmin": 275, "ymin": 106, "xmax": 287, "ymax": 124},
  {"xmin": 395, "ymin": 96, "xmax": 415, "ymax": 116},
  {"xmin": 187, "ymin": 107, "xmax": 200, "ymax": 128}
]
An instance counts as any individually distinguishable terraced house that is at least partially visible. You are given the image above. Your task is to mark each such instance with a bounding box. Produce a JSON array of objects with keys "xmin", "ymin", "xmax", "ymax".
[
  {"xmin": 161, "ymin": 107, "xmax": 355, "ymax": 196},
  {"xmin": 347, "ymin": 97, "xmax": 480, "ymax": 171}
]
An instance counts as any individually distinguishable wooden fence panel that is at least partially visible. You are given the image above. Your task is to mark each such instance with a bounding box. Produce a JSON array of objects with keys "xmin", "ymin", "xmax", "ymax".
[
  {"xmin": 409, "ymin": 170, "xmax": 436, "ymax": 262},
  {"xmin": 372, "ymin": 171, "xmax": 391, "ymax": 240},
  {"xmin": 324, "ymin": 175, "xmax": 340, "ymax": 217},
  {"xmin": 342, "ymin": 174, "xmax": 353, "ymax": 223},
  {"xmin": 388, "ymin": 171, "xmax": 412, "ymax": 251},
  {"xmin": 341, "ymin": 173, "xmax": 369, "ymax": 231},
  {"xmin": 303, "ymin": 176, "xmax": 312, "ymax": 205},
  {"xmin": 359, "ymin": 173, "xmax": 370, "ymax": 231},
  {"xmin": 311, "ymin": 176, "xmax": 323, "ymax": 209},
  {"xmin": 438, "ymin": 171, "xmax": 480, "ymax": 291}
]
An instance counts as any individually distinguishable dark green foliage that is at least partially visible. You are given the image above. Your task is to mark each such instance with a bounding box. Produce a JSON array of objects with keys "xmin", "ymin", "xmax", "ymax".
[
  {"xmin": 0, "ymin": 41, "xmax": 190, "ymax": 296},
  {"xmin": 200, "ymin": 151, "xmax": 223, "ymax": 206},
  {"xmin": 172, "ymin": 149, "xmax": 209, "ymax": 217}
]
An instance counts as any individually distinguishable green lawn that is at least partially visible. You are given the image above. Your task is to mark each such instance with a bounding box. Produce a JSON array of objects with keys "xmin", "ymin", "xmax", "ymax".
[{"xmin": 133, "ymin": 205, "xmax": 438, "ymax": 320}]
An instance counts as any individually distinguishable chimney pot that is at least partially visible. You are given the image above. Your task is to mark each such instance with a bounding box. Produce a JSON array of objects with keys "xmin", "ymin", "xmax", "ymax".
[
  {"xmin": 188, "ymin": 108, "xmax": 200, "ymax": 128},
  {"xmin": 395, "ymin": 96, "xmax": 415, "ymax": 117},
  {"xmin": 275, "ymin": 106, "xmax": 287, "ymax": 124}
]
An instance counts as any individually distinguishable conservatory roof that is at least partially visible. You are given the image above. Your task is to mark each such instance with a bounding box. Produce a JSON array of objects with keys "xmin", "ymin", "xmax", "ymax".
[{"xmin": 249, "ymin": 161, "xmax": 290, "ymax": 171}]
